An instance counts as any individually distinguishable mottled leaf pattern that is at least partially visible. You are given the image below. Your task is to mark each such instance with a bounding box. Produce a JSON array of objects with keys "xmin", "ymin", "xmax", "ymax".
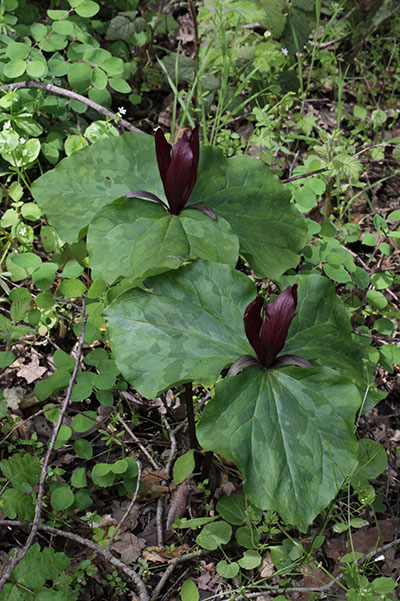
[
  {"xmin": 105, "ymin": 261, "xmax": 255, "ymax": 398},
  {"xmin": 197, "ymin": 366, "xmax": 360, "ymax": 531}
]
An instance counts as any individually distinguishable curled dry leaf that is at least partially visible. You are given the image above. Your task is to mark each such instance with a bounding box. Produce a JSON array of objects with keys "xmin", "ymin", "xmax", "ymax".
[
  {"xmin": 111, "ymin": 532, "xmax": 146, "ymax": 564},
  {"xmin": 166, "ymin": 482, "xmax": 188, "ymax": 533}
]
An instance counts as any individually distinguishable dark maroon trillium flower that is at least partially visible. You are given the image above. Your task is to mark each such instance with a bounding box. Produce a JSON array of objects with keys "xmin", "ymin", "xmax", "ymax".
[
  {"xmin": 126, "ymin": 126, "xmax": 216, "ymax": 219},
  {"xmin": 228, "ymin": 284, "xmax": 312, "ymax": 377}
]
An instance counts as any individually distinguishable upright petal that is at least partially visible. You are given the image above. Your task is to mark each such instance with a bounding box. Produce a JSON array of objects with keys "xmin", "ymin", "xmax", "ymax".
[
  {"xmin": 155, "ymin": 128, "xmax": 172, "ymax": 189},
  {"xmin": 244, "ymin": 296, "xmax": 264, "ymax": 362},
  {"xmin": 185, "ymin": 125, "xmax": 200, "ymax": 203},
  {"xmin": 259, "ymin": 284, "xmax": 298, "ymax": 368},
  {"xmin": 165, "ymin": 131, "xmax": 196, "ymax": 213}
]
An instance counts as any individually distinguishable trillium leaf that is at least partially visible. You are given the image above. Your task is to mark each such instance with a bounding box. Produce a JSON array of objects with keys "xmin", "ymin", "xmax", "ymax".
[
  {"xmin": 88, "ymin": 198, "xmax": 239, "ymax": 284},
  {"xmin": 279, "ymin": 273, "xmax": 385, "ymax": 410},
  {"xmin": 105, "ymin": 261, "xmax": 255, "ymax": 398},
  {"xmin": 32, "ymin": 132, "xmax": 160, "ymax": 243},
  {"xmin": 197, "ymin": 366, "xmax": 360, "ymax": 531},
  {"xmin": 189, "ymin": 147, "xmax": 310, "ymax": 279}
]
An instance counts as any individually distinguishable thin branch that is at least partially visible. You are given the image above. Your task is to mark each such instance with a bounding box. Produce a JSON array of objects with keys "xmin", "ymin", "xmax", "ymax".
[
  {"xmin": 0, "ymin": 520, "xmax": 149, "ymax": 601},
  {"xmin": 0, "ymin": 81, "xmax": 142, "ymax": 133},
  {"xmin": 155, "ymin": 413, "xmax": 182, "ymax": 547},
  {"xmin": 152, "ymin": 550, "xmax": 204, "ymax": 599},
  {"xmin": 281, "ymin": 167, "xmax": 328, "ymax": 184},
  {"xmin": 0, "ymin": 298, "xmax": 87, "ymax": 592},
  {"xmin": 106, "ymin": 458, "xmax": 142, "ymax": 550},
  {"xmin": 119, "ymin": 417, "xmax": 161, "ymax": 471}
]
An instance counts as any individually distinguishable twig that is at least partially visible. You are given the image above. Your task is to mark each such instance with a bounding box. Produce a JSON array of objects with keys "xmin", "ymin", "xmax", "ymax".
[
  {"xmin": 0, "ymin": 81, "xmax": 142, "ymax": 133},
  {"xmin": 106, "ymin": 458, "xmax": 142, "ymax": 550},
  {"xmin": 281, "ymin": 167, "xmax": 328, "ymax": 184},
  {"xmin": 119, "ymin": 417, "xmax": 161, "ymax": 471},
  {"xmin": 0, "ymin": 298, "xmax": 87, "ymax": 592},
  {"xmin": 0, "ymin": 520, "xmax": 149, "ymax": 601},
  {"xmin": 152, "ymin": 550, "xmax": 204, "ymax": 599},
  {"xmin": 155, "ymin": 413, "xmax": 182, "ymax": 547}
]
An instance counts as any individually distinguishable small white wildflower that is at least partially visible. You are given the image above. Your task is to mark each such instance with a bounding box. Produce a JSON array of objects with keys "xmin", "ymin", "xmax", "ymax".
[
  {"xmin": 20, "ymin": 226, "xmax": 27, "ymax": 235},
  {"xmin": 19, "ymin": 137, "xmax": 26, "ymax": 144},
  {"xmin": 282, "ymin": 47, "xmax": 289, "ymax": 56},
  {"xmin": 118, "ymin": 106, "xmax": 127, "ymax": 115},
  {"xmin": 3, "ymin": 121, "xmax": 11, "ymax": 130}
]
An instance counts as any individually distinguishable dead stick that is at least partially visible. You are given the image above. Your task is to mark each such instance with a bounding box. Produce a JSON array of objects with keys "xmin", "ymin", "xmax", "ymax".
[
  {"xmin": 0, "ymin": 298, "xmax": 87, "ymax": 592},
  {"xmin": 0, "ymin": 81, "xmax": 142, "ymax": 133},
  {"xmin": 0, "ymin": 520, "xmax": 149, "ymax": 601}
]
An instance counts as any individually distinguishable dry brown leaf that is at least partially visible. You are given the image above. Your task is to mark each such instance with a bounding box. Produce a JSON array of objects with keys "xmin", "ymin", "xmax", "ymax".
[
  {"xmin": 142, "ymin": 545, "xmax": 189, "ymax": 563},
  {"xmin": 16, "ymin": 353, "xmax": 47, "ymax": 384},
  {"xmin": 111, "ymin": 532, "xmax": 145, "ymax": 564},
  {"xmin": 260, "ymin": 551, "xmax": 274, "ymax": 578},
  {"xmin": 139, "ymin": 467, "xmax": 171, "ymax": 500}
]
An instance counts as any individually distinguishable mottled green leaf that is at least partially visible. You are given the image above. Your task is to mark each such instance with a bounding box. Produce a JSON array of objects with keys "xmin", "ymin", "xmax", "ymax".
[
  {"xmin": 32, "ymin": 132, "xmax": 158, "ymax": 243},
  {"xmin": 105, "ymin": 261, "xmax": 255, "ymax": 398},
  {"xmin": 280, "ymin": 274, "xmax": 384, "ymax": 410},
  {"xmin": 190, "ymin": 147, "xmax": 309, "ymax": 278},
  {"xmin": 88, "ymin": 198, "xmax": 239, "ymax": 283},
  {"xmin": 197, "ymin": 366, "xmax": 360, "ymax": 531}
]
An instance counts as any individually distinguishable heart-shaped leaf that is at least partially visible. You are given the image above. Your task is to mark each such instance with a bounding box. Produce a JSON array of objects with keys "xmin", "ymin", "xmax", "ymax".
[
  {"xmin": 197, "ymin": 365, "xmax": 360, "ymax": 531},
  {"xmin": 105, "ymin": 261, "xmax": 255, "ymax": 398},
  {"xmin": 88, "ymin": 198, "xmax": 239, "ymax": 283}
]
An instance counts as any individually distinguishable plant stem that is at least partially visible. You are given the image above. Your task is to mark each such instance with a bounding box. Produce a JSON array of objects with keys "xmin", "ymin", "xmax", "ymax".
[{"xmin": 183, "ymin": 382, "xmax": 199, "ymax": 450}]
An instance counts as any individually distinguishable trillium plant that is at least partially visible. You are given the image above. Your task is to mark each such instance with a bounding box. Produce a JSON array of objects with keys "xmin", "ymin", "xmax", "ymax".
[{"xmin": 32, "ymin": 126, "xmax": 384, "ymax": 530}]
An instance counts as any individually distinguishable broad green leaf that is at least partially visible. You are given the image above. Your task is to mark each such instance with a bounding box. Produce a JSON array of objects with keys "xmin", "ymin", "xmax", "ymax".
[
  {"xmin": 197, "ymin": 366, "xmax": 360, "ymax": 531},
  {"xmin": 4, "ymin": 59, "xmax": 26, "ymax": 78},
  {"xmin": 0, "ymin": 351, "xmax": 15, "ymax": 368},
  {"xmin": 216, "ymin": 494, "xmax": 246, "ymax": 525},
  {"xmin": 32, "ymin": 132, "xmax": 159, "ymax": 243},
  {"xmin": 2, "ymin": 488, "xmax": 35, "ymax": 521},
  {"xmin": 216, "ymin": 560, "xmax": 239, "ymax": 578},
  {"xmin": 105, "ymin": 261, "xmax": 255, "ymax": 398},
  {"xmin": 88, "ymin": 198, "xmax": 239, "ymax": 283},
  {"xmin": 73, "ymin": 438, "xmax": 93, "ymax": 459},
  {"xmin": 280, "ymin": 273, "xmax": 384, "ymax": 409},
  {"xmin": 51, "ymin": 485, "xmax": 75, "ymax": 510},
  {"xmin": 196, "ymin": 521, "xmax": 232, "ymax": 550},
  {"xmin": 180, "ymin": 579, "xmax": 199, "ymax": 601},
  {"xmin": 26, "ymin": 60, "xmax": 46, "ymax": 77},
  {"xmin": 190, "ymin": 147, "xmax": 309, "ymax": 278},
  {"xmin": 0, "ymin": 454, "xmax": 41, "ymax": 492},
  {"xmin": 71, "ymin": 467, "xmax": 87, "ymax": 488},
  {"xmin": 173, "ymin": 450, "xmax": 195, "ymax": 484},
  {"xmin": 238, "ymin": 550, "xmax": 262, "ymax": 569}
]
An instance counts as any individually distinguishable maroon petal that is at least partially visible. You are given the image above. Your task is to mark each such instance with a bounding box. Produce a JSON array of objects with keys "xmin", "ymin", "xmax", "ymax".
[
  {"xmin": 165, "ymin": 130, "xmax": 196, "ymax": 213},
  {"xmin": 227, "ymin": 354, "xmax": 261, "ymax": 377},
  {"xmin": 260, "ymin": 284, "xmax": 298, "ymax": 368},
  {"xmin": 155, "ymin": 128, "xmax": 172, "ymax": 190},
  {"xmin": 125, "ymin": 189, "xmax": 169, "ymax": 211},
  {"xmin": 272, "ymin": 354, "xmax": 312, "ymax": 369},
  {"xmin": 244, "ymin": 296, "xmax": 264, "ymax": 362},
  {"xmin": 185, "ymin": 203, "xmax": 216, "ymax": 220},
  {"xmin": 185, "ymin": 124, "xmax": 200, "ymax": 203}
]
